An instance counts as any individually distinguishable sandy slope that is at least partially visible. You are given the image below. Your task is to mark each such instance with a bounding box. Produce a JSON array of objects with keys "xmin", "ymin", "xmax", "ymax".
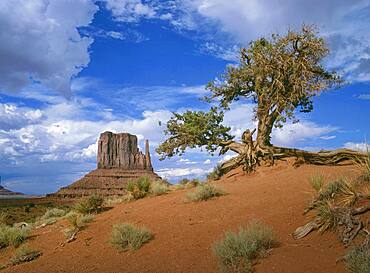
[{"xmin": 1, "ymin": 162, "xmax": 358, "ymax": 273}]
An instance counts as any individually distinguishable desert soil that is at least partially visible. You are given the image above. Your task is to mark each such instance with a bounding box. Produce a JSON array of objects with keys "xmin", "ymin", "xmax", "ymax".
[{"xmin": 1, "ymin": 162, "xmax": 359, "ymax": 273}]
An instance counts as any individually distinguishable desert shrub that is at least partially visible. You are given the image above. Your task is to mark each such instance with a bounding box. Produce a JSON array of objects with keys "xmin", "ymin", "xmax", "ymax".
[
  {"xmin": 10, "ymin": 245, "xmax": 42, "ymax": 265},
  {"xmin": 213, "ymin": 220, "xmax": 276, "ymax": 273},
  {"xmin": 41, "ymin": 208, "xmax": 66, "ymax": 220},
  {"xmin": 0, "ymin": 212, "xmax": 9, "ymax": 226},
  {"xmin": 104, "ymin": 196, "xmax": 126, "ymax": 206},
  {"xmin": 346, "ymin": 244, "xmax": 370, "ymax": 273},
  {"xmin": 186, "ymin": 183, "xmax": 225, "ymax": 202},
  {"xmin": 126, "ymin": 176, "xmax": 152, "ymax": 200},
  {"xmin": 150, "ymin": 181, "xmax": 169, "ymax": 196},
  {"xmin": 63, "ymin": 212, "xmax": 95, "ymax": 239},
  {"xmin": 0, "ymin": 225, "xmax": 30, "ymax": 248},
  {"xmin": 309, "ymin": 174, "xmax": 325, "ymax": 192},
  {"xmin": 109, "ymin": 223, "xmax": 153, "ymax": 251},
  {"xmin": 207, "ymin": 164, "xmax": 224, "ymax": 181},
  {"xmin": 74, "ymin": 195, "xmax": 104, "ymax": 214}
]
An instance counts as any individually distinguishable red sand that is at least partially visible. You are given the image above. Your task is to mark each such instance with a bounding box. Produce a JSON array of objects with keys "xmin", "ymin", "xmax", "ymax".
[{"xmin": 1, "ymin": 162, "xmax": 358, "ymax": 273}]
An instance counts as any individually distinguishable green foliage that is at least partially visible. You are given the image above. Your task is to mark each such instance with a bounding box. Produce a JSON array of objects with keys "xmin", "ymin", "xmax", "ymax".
[
  {"xmin": 109, "ymin": 223, "xmax": 153, "ymax": 251},
  {"xmin": 309, "ymin": 174, "xmax": 325, "ymax": 192},
  {"xmin": 186, "ymin": 183, "xmax": 225, "ymax": 202},
  {"xmin": 0, "ymin": 225, "xmax": 30, "ymax": 248},
  {"xmin": 213, "ymin": 220, "xmax": 276, "ymax": 273},
  {"xmin": 74, "ymin": 195, "xmax": 104, "ymax": 214},
  {"xmin": 126, "ymin": 176, "xmax": 152, "ymax": 200},
  {"xmin": 157, "ymin": 25, "xmax": 341, "ymax": 158},
  {"xmin": 346, "ymin": 244, "xmax": 370, "ymax": 273},
  {"xmin": 150, "ymin": 181, "xmax": 169, "ymax": 196},
  {"xmin": 64, "ymin": 212, "xmax": 94, "ymax": 230},
  {"xmin": 207, "ymin": 164, "xmax": 224, "ymax": 181},
  {"xmin": 10, "ymin": 245, "xmax": 42, "ymax": 265},
  {"xmin": 41, "ymin": 208, "xmax": 66, "ymax": 220},
  {"xmin": 156, "ymin": 108, "xmax": 233, "ymax": 159}
]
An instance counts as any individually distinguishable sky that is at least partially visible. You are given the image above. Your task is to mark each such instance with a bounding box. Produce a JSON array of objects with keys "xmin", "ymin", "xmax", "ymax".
[{"xmin": 0, "ymin": 0, "xmax": 370, "ymax": 194}]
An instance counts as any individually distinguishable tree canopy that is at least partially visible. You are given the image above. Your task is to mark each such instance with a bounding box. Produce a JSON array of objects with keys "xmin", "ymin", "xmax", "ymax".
[{"xmin": 157, "ymin": 26, "xmax": 362, "ymax": 172}]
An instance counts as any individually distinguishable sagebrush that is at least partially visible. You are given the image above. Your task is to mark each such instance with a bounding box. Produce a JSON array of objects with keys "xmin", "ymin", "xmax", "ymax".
[
  {"xmin": 186, "ymin": 183, "xmax": 225, "ymax": 202},
  {"xmin": 213, "ymin": 220, "xmax": 276, "ymax": 273},
  {"xmin": 109, "ymin": 223, "xmax": 153, "ymax": 251},
  {"xmin": 74, "ymin": 195, "xmax": 104, "ymax": 214}
]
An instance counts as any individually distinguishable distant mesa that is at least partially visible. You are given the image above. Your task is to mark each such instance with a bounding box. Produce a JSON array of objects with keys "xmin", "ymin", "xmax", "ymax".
[
  {"xmin": 0, "ymin": 185, "xmax": 23, "ymax": 196},
  {"xmin": 50, "ymin": 131, "xmax": 161, "ymax": 198}
]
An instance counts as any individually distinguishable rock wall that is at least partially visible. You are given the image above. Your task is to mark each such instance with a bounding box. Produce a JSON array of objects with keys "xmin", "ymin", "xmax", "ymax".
[{"xmin": 97, "ymin": 132, "xmax": 153, "ymax": 171}]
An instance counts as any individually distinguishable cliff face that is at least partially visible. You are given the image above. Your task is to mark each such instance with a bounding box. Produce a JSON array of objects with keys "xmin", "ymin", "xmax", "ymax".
[
  {"xmin": 51, "ymin": 131, "xmax": 159, "ymax": 198},
  {"xmin": 97, "ymin": 132, "xmax": 153, "ymax": 171}
]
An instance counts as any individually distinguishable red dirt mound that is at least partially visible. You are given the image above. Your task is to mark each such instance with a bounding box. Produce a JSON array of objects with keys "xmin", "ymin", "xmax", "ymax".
[{"xmin": 1, "ymin": 162, "xmax": 359, "ymax": 273}]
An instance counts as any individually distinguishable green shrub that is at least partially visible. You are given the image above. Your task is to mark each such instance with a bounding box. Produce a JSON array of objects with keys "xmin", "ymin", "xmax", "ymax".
[
  {"xmin": 126, "ymin": 176, "xmax": 152, "ymax": 199},
  {"xmin": 74, "ymin": 195, "xmax": 104, "ymax": 214},
  {"xmin": 150, "ymin": 181, "xmax": 169, "ymax": 196},
  {"xmin": 186, "ymin": 183, "xmax": 225, "ymax": 202},
  {"xmin": 0, "ymin": 225, "xmax": 30, "ymax": 248},
  {"xmin": 346, "ymin": 244, "xmax": 370, "ymax": 273},
  {"xmin": 309, "ymin": 174, "xmax": 324, "ymax": 192},
  {"xmin": 213, "ymin": 220, "xmax": 276, "ymax": 273},
  {"xmin": 10, "ymin": 245, "xmax": 42, "ymax": 265},
  {"xmin": 109, "ymin": 223, "xmax": 153, "ymax": 251},
  {"xmin": 41, "ymin": 208, "xmax": 66, "ymax": 220},
  {"xmin": 207, "ymin": 164, "xmax": 224, "ymax": 181}
]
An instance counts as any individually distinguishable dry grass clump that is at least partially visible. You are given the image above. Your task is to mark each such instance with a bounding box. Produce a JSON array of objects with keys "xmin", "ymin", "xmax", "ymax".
[
  {"xmin": 213, "ymin": 220, "xmax": 277, "ymax": 273},
  {"xmin": 346, "ymin": 244, "xmax": 370, "ymax": 273},
  {"xmin": 186, "ymin": 183, "xmax": 226, "ymax": 202},
  {"xmin": 10, "ymin": 245, "xmax": 42, "ymax": 265},
  {"xmin": 150, "ymin": 181, "xmax": 169, "ymax": 196},
  {"xmin": 63, "ymin": 212, "xmax": 95, "ymax": 240},
  {"xmin": 207, "ymin": 164, "xmax": 224, "ymax": 181},
  {"xmin": 0, "ymin": 212, "xmax": 9, "ymax": 226},
  {"xmin": 126, "ymin": 176, "xmax": 151, "ymax": 200},
  {"xmin": 41, "ymin": 208, "xmax": 66, "ymax": 220},
  {"xmin": 109, "ymin": 223, "xmax": 153, "ymax": 251},
  {"xmin": 0, "ymin": 225, "xmax": 30, "ymax": 249},
  {"xmin": 74, "ymin": 195, "xmax": 104, "ymax": 214}
]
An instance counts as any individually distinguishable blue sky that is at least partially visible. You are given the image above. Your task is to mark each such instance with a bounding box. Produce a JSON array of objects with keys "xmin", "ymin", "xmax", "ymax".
[{"xmin": 0, "ymin": 0, "xmax": 369, "ymax": 194}]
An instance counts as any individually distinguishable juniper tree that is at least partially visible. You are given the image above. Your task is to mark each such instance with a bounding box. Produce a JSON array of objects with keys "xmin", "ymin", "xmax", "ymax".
[{"xmin": 157, "ymin": 26, "xmax": 365, "ymax": 172}]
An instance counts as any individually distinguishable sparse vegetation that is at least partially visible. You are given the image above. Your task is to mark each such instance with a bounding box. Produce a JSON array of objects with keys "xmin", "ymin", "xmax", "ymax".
[
  {"xmin": 213, "ymin": 220, "xmax": 276, "ymax": 273},
  {"xmin": 346, "ymin": 244, "xmax": 370, "ymax": 273},
  {"xmin": 207, "ymin": 164, "xmax": 224, "ymax": 181},
  {"xmin": 126, "ymin": 176, "xmax": 151, "ymax": 200},
  {"xmin": 309, "ymin": 174, "xmax": 325, "ymax": 192},
  {"xmin": 150, "ymin": 181, "xmax": 169, "ymax": 196},
  {"xmin": 0, "ymin": 212, "xmax": 8, "ymax": 226},
  {"xmin": 186, "ymin": 183, "xmax": 225, "ymax": 202},
  {"xmin": 63, "ymin": 212, "xmax": 95, "ymax": 242},
  {"xmin": 109, "ymin": 223, "xmax": 153, "ymax": 251},
  {"xmin": 0, "ymin": 225, "xmax": 30, "ymax": 248},
  {"xmin": 10, "ymin": 245, "xmax": 42, "ymax": 265},
  {"xmin": 74, "ymin": 195, "xmax": 104, "ymax": 214},
  {"xmin": 41, "ymin": 208, "xmax": 66, "ymax": 220}
]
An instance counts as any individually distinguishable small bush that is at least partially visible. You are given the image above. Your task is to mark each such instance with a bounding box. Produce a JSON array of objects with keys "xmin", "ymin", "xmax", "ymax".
[
  {"xmin": 309, "ymin": 174, "xmax": 324, "ymax": 192},
  {"xmin": 41, "ymin": 208, "xmax": 66, "ymax": 220},
  {"xmin": 64, "ymin": 212, "xmax": 94, "ymax": 230},
  {"xmin": 186, "ymin": 183, "xmax": 225, "ymax": 202},
  {"xmin": 0, "ymin": 225, "xmax": 30, "ymax": 249},
  {"xmin": 74, "ymin": 195, "xmax": 104, "ymax": 214},
  {"xmin": 207, "ymin": 164, "xmax": 224, "ymax": 181},
  {"xmin": 213, "ymin": 220, "xmax": 276, "ymax": 273},
  {"xmin": 346, "ymin": 244, "xmax": 370, "ymax": 273},
  {"xmin": 109, "ymin": 223, "xmax": 153, "ymax": 251},
  {"xmin": 126, "ymin": 176, "xmax": 151, "ymax": 200},
  {"xmin": 11, "ymin": 245, "xmax": 42, "ymax": 265},
  {"xmin": 0, "ymin": 212, "xmax": 9, "ymax": 226},
  {"xmin": 150, "ymin": 181, "xmax": 169, "ymax": 196}
]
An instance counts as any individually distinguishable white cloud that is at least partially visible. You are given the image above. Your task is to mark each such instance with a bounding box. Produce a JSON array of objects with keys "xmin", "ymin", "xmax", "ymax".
[
  {"xmin": 344, "ymin": 142, "xmax": 369, "ymax": 152},
  {"xmin": 0, "ymin": 104, "xmax": 43, "ymax": 130},
  {"xmin": 105, "ymin": 0, "xmax": 156, "ymax": 22},
  {"xmin": 0, "ymin": 0, "xmax": 98, "ymax": 95},
  {"xmin": 203, "ymin": 159, "xmax": 211, "ymax": 164},
  {"xmin": 358, "ymin": 94, "xmax": 370, "ymax": 100},
  {"xmin": 157, "ymin": 167, "xmax": 211, "ymax": 178},
  {"xmin": 178, "ymin": 158, "xmax": 197, "ymax": 164},
  {"xmin": 272, "ymin": 121, "xmax": 337, "ymax": 146}
]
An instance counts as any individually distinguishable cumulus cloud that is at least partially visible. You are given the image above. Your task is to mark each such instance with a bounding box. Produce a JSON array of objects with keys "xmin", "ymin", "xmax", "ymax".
[
  {"xmin": 0, "ymin": 104, "xmax": 43, "ymax": 130},
  {"xmin": 157, "ymin": 167, "xmax": 211, "ymax": 179},
  {"xmin": 344, "ymin": 142, "xmax": 369, "ymax": 152},
  {"xmin": 0, "ymin": 0, "xmax": 98, "ymax": 95},
  {"xmin": 105, "ymin": 0, "xmax": 156, "ymax": 22}
]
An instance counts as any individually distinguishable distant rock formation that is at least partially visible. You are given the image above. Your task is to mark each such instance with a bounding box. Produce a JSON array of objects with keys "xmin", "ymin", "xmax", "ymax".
[
  {"xmin": 50, "ymin": 132, "xmax": 160, "ymax": 198},
  {"xmin": 0, "ymin": 185, "xmax": 23, "ymax": 196}
]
